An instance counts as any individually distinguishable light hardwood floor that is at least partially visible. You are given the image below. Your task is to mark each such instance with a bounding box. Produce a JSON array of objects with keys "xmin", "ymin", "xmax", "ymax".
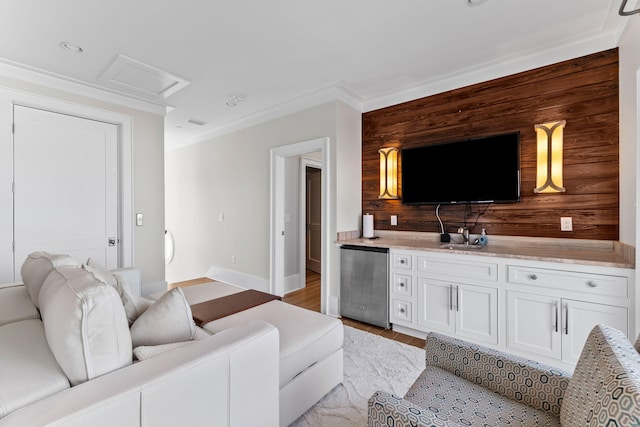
[{"xmin": 171, "ymin": 270, "xmax": 424, "ymax": 349}]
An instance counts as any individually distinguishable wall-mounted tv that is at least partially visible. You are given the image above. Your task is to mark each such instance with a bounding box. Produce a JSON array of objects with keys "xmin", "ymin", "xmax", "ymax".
[{"xmin": 401, "ymin": 132, "xmax": 521, "ymax": 205}]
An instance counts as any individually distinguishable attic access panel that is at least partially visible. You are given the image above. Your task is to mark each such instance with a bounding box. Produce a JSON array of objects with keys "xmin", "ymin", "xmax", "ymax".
[{"xmin": 99, "ymin": 54, "xmax": 190, "ymax": 98}]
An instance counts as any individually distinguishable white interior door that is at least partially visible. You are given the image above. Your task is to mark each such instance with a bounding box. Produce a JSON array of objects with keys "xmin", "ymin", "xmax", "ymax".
[{"xmin": 13, "ymin": 105, "xmax": 118, "ymax": 278}]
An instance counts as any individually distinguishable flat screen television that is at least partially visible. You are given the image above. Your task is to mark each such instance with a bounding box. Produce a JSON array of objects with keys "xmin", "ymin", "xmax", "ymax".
[{"xmin": 401, "ymin": 132, "xmax": 521, "ymax": 205}]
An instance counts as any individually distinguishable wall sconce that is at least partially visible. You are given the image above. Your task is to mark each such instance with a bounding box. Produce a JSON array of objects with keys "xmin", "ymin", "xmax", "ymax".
[
  {"xmin": 378, "ymin": 147, "xmax": 399, "ymax": 199},
  {"xmin": 534, "ymin": 120, "xmax": 566, "ymax": 194}
]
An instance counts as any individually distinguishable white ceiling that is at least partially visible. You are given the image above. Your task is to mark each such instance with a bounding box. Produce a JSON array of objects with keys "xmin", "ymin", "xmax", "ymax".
[{"xmin": 0, "ymin": 0, "xmax": 637, "ymax": 150}]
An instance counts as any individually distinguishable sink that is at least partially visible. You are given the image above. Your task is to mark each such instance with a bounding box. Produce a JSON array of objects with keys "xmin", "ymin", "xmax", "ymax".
[{"xmin": 439, "ymin": 243, "xmax": 484, "ymax": 250}]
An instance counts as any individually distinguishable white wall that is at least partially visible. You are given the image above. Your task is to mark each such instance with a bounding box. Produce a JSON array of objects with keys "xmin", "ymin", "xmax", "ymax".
[
  {"xmin": 619, "ymin": 17, "xmax": 640, "ymax": 248},
  {"xmin": 336, "ymin": 101, "xmax": 363, "ymax": 232},
  {"xmin": 0, "ymin": 75, "xmax": 166, "ymax": 292},
  {"xmin": 165, "ymin": 101, "xmax": 362, "ymax": 314}
]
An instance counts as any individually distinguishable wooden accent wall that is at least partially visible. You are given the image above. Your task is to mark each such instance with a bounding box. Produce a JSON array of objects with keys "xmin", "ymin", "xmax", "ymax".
[{"xmin": 362, "ymin": 49, "xmax": 619, "ymax": 240}]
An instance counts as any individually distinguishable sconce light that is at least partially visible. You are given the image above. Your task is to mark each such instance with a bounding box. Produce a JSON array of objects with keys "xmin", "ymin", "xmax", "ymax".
[
  {"xmin": 378, "ymin": 147, "xmax": 399, "ymax": 199},
  {"xmin": 534, "ymin": 120, "xmax": 566, "ymax": 194}
]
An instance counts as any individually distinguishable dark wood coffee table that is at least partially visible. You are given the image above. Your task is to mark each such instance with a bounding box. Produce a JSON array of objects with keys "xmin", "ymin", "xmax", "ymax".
[{"xmin": 190, "ymin": 289, "xmax": 281, "ymax": 327}]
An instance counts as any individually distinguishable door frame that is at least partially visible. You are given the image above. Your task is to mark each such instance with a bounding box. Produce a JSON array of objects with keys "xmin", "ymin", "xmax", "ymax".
[
  {"xmin": 270, "ymin": 137, "xmax": 330, "ymax": 313},
  {"xmin": 299, "ymin": 156, "xmax": 322, "ymax": 289},
  {"xmin": 8, "ymin": 92, "xmax": 133, "ymax": 271}
]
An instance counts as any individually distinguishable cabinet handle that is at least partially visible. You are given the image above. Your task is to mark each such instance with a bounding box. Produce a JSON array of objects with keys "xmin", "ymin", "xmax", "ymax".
[
  {"xmin": 455, "ymin": 285, "xmax": 460, "ymax": 312},
  {"xmin": 563, "ymin": 303, "xmax": 569, "ymax": 335},
  {"xmin": 587, "ymin": 281, "xmax": 597, "ymax": 288},
  {"xmin": 400, "ymin": 308, "xmax": 405, "ymax": 314},
  {"xmin": 449, "ymin": 285, "xmax": 453, "ymax": 311},
  {"xmin": 399, "ymin": 281, "xmax": 405, "ymax": 288},
  {"xmin": 529, "ymin": 274, "xmax": 538, "ymax": 280},
  {"xmin": 554, "ymin": 301, "xmax": 559, "ymax": 332},
  {"xmin": 400, "ymin": 259, "xmax": 406, "ymax": 264}
]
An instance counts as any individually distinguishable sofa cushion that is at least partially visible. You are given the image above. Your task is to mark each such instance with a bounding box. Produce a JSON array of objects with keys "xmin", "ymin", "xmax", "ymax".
[
  {"xmin": 38, "ymin": 267, "xmax": 132, "ymax": 386},
  {"xmin": 561, "ymin": 324, "xmax": 640, "ymax": 426},
  {"xmin": 83, "ymin": 259, "xmax": 152, "ymax": 324},
  {"xmin": 130, "ymin": 287, "xmax": 197, "ymax": 347},
  {"xmin": 404, "ymin": 365, "xmax": 561, "ymax": 426},
  {"xmin": 202, "ymin": 299, "xmax": 343, "ymax": 387},
  {"xmin": 0, "ymin": 319, "xmax": 70, "ymax": 418},
  {"xmin": 0, "ymin": 284, "xmax": 39, "ymax": 326},
  {"xmin": 21, "ymin": 251, "xmax": 80, "ymax": 307}
]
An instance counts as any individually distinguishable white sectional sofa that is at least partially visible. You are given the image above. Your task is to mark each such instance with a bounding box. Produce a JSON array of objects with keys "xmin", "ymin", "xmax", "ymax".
[
  {"xmin": 0, "ymin": 253, "xmax": 280, "ymax": 427},
  {"xmin": 167, "ymin": 281, "xmax": 345, "ymax": 426}
]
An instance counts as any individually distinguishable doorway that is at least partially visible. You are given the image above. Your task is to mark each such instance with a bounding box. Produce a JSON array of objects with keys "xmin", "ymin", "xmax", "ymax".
[
  {"xmin": 270, "ymin": 137, "xmax": 331, "ymax": 314},
  {"xmin": 305, "ymin": 165, "xmax": 322, "ymax": 275}
]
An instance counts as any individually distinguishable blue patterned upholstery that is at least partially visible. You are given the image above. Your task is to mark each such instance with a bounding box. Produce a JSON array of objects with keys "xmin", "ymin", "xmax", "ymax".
[
  {"xmin": 368, "ymin": 326, "xmax": 640, "ymax": 427},
  {"xmin": 560, "ymin": 325, "xmax": 640, "ymax": 426}
]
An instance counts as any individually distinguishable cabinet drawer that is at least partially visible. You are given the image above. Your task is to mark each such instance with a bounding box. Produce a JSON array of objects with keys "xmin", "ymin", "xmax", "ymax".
[
  {"xmin": 417, "ymin": 256, "xmax": 498, "ymax": 282},
  {"xmin": 392, "ymin": 253, "xmax": 413, "ymax": 270},
  {"xmin": 507, "ymin": 265, "xmax": 628, "ymax": 298},
  {"xmin": 390, "ymin": 298, "xmax": 413, "ymax": 323},
  {"xmin": 391, "ymin": 273, "xmax": 413, "ymax": 297}
]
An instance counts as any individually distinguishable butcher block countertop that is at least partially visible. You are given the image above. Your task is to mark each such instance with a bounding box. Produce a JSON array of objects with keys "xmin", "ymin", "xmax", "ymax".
[{"xmin": 338, "ymin": 231, "xmax": 635, "ymax": 269}]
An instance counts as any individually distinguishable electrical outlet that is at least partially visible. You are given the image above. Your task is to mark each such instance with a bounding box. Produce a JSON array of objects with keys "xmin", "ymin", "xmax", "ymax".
[
  {"xmin": 218, "ymin": 213, "xmax": 224, "ymax": 222},
  {"xmin": 231, "ymin": 255, "xmax": 236, "ymax": 264},
  {"xmin": 561, "ymin": 217, "xmax": 573, "ymax": 231},
  {"xmin": 390, "ymin": 215, "xmax": 398, "ymax": 226}
]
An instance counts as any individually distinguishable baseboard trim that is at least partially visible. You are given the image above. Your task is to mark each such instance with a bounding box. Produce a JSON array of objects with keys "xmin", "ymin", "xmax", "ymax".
[
  {"xmin": 284, "ymin": 273, "xmax": 303, "ymax": 294},
  {"xmin": 205, "ymin": 265, "xmax": 270, "ymax": 293}
]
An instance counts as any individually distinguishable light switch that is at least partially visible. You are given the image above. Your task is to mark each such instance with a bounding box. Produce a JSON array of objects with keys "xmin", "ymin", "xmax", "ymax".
[
  {"xmin": 136, "ymin": 213, "xmax": 143, "ymax": 226},
  {"xmin": 561, "ymin": 217, "xmax": 572, "ymax": 231},
  {"xmin": 218, "ymin": 213, "xmax": 224, "ymax": 222},
  {"xmin": 390, "ymin": 215, "xmax": 398, "ymax": 226}
]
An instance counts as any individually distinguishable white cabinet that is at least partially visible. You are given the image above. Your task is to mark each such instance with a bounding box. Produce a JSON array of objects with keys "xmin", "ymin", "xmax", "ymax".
[
  {"xmin": 389, "ymin": 253, "xmax": 416, "ymax": 328},
  {"xmin": 390, "ymin": 272, "xmax": 414, "ymax": 325},
  {"xmin": 506, "ymin": 291, "xmax": 561, "ymax": 359},
  {"xmin": 389, "ymin": 249, "xmax": 499, "ymax": 346},
  {"xmin": 418, "ymin": 278, "xmax": 498, "ymax": 344},
  {"xmin": 388, "ymin": 246, "xmax": 634, "ymax": 368},
  {"xmin": 506, "ymin": 264, "xmax": 630, "ymax": 365},
  {"xmin": 562, "ymin": 300, "xmax": 627, "ymax": 364}
]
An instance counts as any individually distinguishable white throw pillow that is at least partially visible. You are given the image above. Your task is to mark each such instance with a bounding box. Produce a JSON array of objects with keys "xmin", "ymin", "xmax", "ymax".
[
  {"xmin": 133, "ymin": 341, "xmax": 195, "ymax": 361},
  {"xmin": 21, "ymin": 252, "xmax": 80, "ymax": 307},
  {"xmin": 38, "ymin": 267, "xmax": 132, "ymax": 386},
  {"xmin": 130, "ymin": 287, "xmax": 197, "ymax": 348},
  {"xmin": 83, "ymin": 259, "xmax": 152, "ymax": 324}
]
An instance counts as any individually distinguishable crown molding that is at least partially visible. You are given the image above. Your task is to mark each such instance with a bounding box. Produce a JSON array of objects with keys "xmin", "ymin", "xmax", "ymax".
[
  {"xmin": 166, "ymin": 83, "xmax": 364, "ymax": 151},
  {"xmin": 362, "ymin": 31, "xmax": 620, "ymax": 113},
  {"xmin": 0, "ymin": 58, "xmax": 170, "ymax": 116}
]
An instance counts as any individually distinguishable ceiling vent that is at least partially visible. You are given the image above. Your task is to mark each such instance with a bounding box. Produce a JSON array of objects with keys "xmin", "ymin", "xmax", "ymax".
[
  {"xmin": 187, "ymin": 119, "xmax": 207, "ymax": 126},
  {"xmin": 99, "ymin": 54, "xmax": 190, "ymax": 99}
]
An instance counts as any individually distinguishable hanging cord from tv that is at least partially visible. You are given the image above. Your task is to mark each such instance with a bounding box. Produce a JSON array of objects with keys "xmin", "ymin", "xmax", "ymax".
[
  {"xmin": 436, "ymin": 204, "xmax": 445, "ymax": 234},
  {"xmin": 467, "ymin": 203, "xmax": 491, "ymax": 231}
]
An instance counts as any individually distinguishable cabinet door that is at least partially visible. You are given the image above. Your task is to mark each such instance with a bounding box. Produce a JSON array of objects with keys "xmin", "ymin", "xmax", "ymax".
[
  {"xmin": 417, "ymin": 278, "xmax": 454, "ymax": 334},
  {"xmin": 506, "ymin": 291, "xmax": 561, "ymax": 360},
  {"xmin": 456, "ymin": 283, "xmax": 498, "ymax": 345},
  {"xmin": 562, "ymin": 300, "xmax": 628, "ymax": 364}
]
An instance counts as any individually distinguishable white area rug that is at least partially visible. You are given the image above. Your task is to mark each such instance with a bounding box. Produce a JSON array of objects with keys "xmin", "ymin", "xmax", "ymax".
[{"xmin": 291, "ymin": 326, "xmax": 425, "ymax": 427}]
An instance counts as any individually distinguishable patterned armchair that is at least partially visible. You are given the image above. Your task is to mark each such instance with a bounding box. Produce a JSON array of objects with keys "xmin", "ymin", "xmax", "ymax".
[{"xmin": 368, "ymin": 325, "xmax": 640, "ymax": 426}]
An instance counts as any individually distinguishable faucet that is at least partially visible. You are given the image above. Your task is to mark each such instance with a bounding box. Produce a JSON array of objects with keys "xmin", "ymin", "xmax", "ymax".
[
  {"xmin": 462, "ymin": 228, "xmax": 470, "ymax": 245},
  {"xmin": 458, "ymin": 227, "xmax": 470, "ymax": 245}
]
